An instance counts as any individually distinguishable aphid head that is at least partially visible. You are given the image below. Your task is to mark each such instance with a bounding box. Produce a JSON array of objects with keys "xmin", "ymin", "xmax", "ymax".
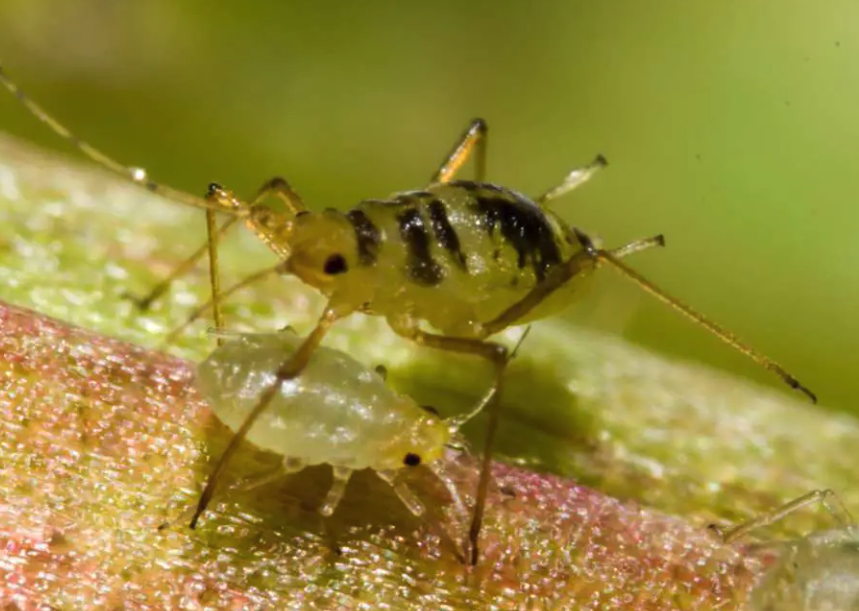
[
  {"xmin": 378, "ymin": 412, "xmax": 450, "ymax": 473},
  {"xmin": 284, "ymin": 210, "xmax": 370, "ymax": 296}
]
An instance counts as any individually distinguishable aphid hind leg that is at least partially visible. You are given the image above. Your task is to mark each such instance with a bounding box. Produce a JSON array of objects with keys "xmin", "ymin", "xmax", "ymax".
[
  {"xmin": 390, "ymin": 321, "xmax": 509, "ymax": 565},
  {"xmin": 189, "ymin": 307, "xmax": 344, "ymax": 529},
  {"xmin": 430, "ymin": 118, "xmax": 488, "ymax": 184},
  {"xmin": 711, "ymin": 489, "xmax": 853, "ymax": 544},
  {"xmin": 596, "ymin": 248, "xmax": 817, "ymax": 402},
  {"xmin": 480, "ymin": 235, "xmax": 665, "ymax": 335}
]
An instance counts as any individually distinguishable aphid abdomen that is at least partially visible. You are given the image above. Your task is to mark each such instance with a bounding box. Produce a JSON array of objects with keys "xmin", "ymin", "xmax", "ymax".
[
  {"xmin": 196, "ymin": 332, "xmax": 448, "ymax": 471},
  {"xmin": 352, "ymin": 183, "xmax": 589, "ymax": 336}
]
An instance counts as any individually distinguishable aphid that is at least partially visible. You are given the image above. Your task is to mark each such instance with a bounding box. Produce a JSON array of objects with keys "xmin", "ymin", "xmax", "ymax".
[
  {"xmin": 0, "ymin": 64, "xmax": 817, "ymax": 565},
  {"xmin": 713, "ymin": 489, "xmax": 859, "ymax": 611},
  {"xmin": 192, "ymin": 326, "xmax": 530, "ymax": 543}
]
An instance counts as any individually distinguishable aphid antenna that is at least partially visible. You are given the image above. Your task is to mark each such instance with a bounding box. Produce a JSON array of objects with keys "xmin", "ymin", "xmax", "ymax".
[
  {"xmin": 713, "ymin": 489, "xmax": 854, "ymax": 545},
  {"xmin": 446, "ymin": 325, "xmax": 532, "ymax": 433},
  {"xmin": 0, "ymin": 63, "xmax": 238, "ymax": 217}
]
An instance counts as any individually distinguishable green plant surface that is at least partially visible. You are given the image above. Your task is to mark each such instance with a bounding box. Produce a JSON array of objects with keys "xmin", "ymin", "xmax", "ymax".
[{"xmin": 0, "ymin": 131, "xmax": 856, "ymax": 609}]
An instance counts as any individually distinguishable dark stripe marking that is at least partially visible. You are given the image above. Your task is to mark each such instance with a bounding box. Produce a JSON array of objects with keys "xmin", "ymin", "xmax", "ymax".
[
  {"xmin": 397, "ymin": 208, "xmax": 444, "ymax": 286},
  {"xmin": 346, "ymin": 209, "xmax": 381, "ymax": 265},
  {"xmin": 473, "ymin": 195, "xmax": 562, "ymax": 281},
  {"xmin": 427, "ymin": 200, "xmax": 467, "ymax": 272}
]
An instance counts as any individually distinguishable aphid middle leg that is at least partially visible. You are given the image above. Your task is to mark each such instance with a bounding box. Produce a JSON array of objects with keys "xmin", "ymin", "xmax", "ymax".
[
  {"xmin": 430, "ymin": 118, "xmax": 488, "ymax": 184},
  {"xmin": 712, "ymin": 489, "xmax": 852, "ymax": 544},
  {"xmin": 190, "ymin": 306, "xmax": 345, "ymax": 528},
  {"xmin": 389, "ymin": 322, "xmax": 509, "ymax": 565}
]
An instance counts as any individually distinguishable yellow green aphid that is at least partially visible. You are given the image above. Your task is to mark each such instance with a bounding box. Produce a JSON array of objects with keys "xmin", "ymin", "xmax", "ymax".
[
  {"xmin": 0, "ymin": 63, "xmax": 817, "ymax": 565},
  {"xmin": 194, "ymin": 327, "xmax": 526, "ymax": 523},
  {"xmin": 714, "ymin": 489, "xmax": 859, "ymax": 611}
]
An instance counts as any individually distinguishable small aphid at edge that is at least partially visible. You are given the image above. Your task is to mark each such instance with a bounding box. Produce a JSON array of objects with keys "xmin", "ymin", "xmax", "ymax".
[
  {"xmin": 713, "ymin": 489, "xmax": 859, "ymax": 611},
  {"xmin": 0, "ymin": 63, "xmax": 818, "ymax": 565}
]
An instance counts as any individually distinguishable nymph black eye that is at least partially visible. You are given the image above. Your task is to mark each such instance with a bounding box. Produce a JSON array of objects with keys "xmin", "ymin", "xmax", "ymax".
[
  {"xmin": 403, "ymin": 453, "xmax": 421, "ymax": 467},
  {"xmin": 323, "ymin": 254, "xmax": 348, "ymax": 275}
]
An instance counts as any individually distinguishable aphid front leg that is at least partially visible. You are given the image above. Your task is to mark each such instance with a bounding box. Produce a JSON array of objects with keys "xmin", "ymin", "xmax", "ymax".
[
  {"xmin": 376, "ymin": 470, "xmax": 426, "ymax": 517},
  {"xmin": 161, "ymin": 261, "xmax": 287, "ymax": 348},
  {"xmin": 126, "ymin": 215, "xmax": 239, "ymax": 312},
  {"xmin": 132, "ymin": 177, "xmax": 306, "ymax": 337},
  {"xmin": 430, "ymin": 118, "xmax": 488, "ymax": 184},
  {"xmin": 190, "ymin": 306, "xmax": 346, "ymax": 528},
  {"xmin": 319, "ymin": 466, "xmax": 353, "ymax": 516},
  {"xmin": 711, "ymin": 489, "xmax": 852, "ymax": 544}
]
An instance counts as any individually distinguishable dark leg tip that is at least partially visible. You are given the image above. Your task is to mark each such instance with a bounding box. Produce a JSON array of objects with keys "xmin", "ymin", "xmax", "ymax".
[
  {"xmin": 787, "ymin": 377, "xmax": 817, "ymax": 404},
  {"xmin": 595, "ymin": 154, "xmax": 609, "ymax": 167},
  {"xmin": 120, "ymin": 290, "xmax": 153, "ymax": 312}
]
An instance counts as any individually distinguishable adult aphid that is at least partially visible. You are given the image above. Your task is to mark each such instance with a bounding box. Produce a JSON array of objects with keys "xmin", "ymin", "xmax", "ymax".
[
  {"xmin": 0, "ymin": 64, "xmax": 817, "ymax": 564},
  {"xmin": 191, "ymin": 326, "xmax": 530, "ymax": 552},
  {"xmin": 712, "ymin": 489, "xmax": 858, "ymax": 611}
]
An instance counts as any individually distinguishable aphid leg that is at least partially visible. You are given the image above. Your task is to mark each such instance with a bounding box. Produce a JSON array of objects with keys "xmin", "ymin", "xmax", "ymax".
[
  {"xmin": 190, "ymin": 307, "xmax": 344, "ymax": 528},
  {"xmin": 481, "ymin": 232, "xmax": 816, "ymax": 402},
  {"xmin": 426, "ymin": 462, "xmax": 468, "ymax": 520},
  {"xmin": 609, "ymin": 235, "xmax": 666, "ymax": 259},
  {"xmin": 429, "ymin": 118, "xmax": 488, "ymax": 184},
  {"xmin": 712, "ymin": 489, "xmax": 853, "ymax": 544},
  {"xmin": 376, "ymin": 470, "xmax": 426, "ymax": 517},
  {"xmin": 160, "ymin": 261, "xmax": 286, "ymax": 348},
  {"xmin": 533, "ymin": 154, "xmax": 609, "ymax": 205},
  {"xmin": 126, "ymin": 216, "xmax": 239, "ymax": 311},
  {"xmin": 205, "ymin": 211, "xmax": 225, "ymax": 345},
  {"xmin": 595, "ymin": 247, "xmax": 817, "ymax": 402},
  {"xmin": 390, "ymin": 321, "xmax": 509, "ymax": 565},
  {"xmin": 319, "ymin": 466, "xmax": 353, "ymax": 516},
  {"xmin": 132, "ymin": 176, "xmax": 305, "ymax": 314}
]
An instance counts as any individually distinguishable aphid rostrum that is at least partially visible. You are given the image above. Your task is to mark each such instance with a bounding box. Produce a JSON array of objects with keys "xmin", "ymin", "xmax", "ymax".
[
  {"xmin": 713, "ymin": 489, "xmax": 859, "ymax": 611},
  {"xmin": 193, "ymin": 326, "xmax": 528, "ymax": 532},
  {"xmin": 0, "ymin": 64, "xmax": 817, "ymax": 565}
]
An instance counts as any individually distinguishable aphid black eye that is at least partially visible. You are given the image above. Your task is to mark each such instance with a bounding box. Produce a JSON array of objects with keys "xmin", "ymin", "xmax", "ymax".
[
  {"xmin": 403, "ymin": 453, "xmax": 421, "ymax": 467},
  {"xmin": 206, "ymin": 182, "xmax": 223, "ymax": 196},
  {"xmin": 323, "ymin": 254, "xmax": 348, "ymax": 275}
]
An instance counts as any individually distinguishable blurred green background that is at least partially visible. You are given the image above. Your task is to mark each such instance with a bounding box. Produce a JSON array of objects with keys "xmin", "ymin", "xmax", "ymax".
[{"xmin": 0, "ymin": 1, "xmax": 856, "ymax": 411}]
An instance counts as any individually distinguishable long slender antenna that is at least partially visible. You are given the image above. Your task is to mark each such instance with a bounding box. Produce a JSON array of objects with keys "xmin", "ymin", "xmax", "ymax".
[
  {"xmin": 597, "ymin": 250, "xmax": 817, "ymax": 403},
  {"xmin": 0, "ymin": 63, "xmax": 234, "ymax": 216},
  {"xmin": 447, "ymin": 325, "xmax": 532, "ymax": 432}
]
